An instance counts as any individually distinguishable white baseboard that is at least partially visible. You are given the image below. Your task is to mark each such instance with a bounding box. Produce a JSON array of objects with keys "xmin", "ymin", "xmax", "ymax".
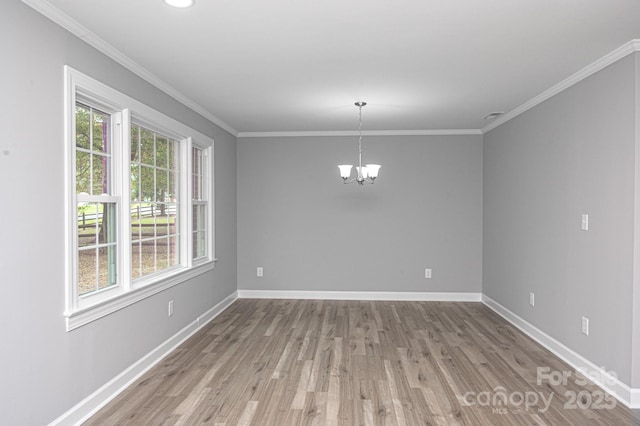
[
  {"xmin": 632, "ymin": 388, "xmax": 640, "ymax": 408},
  {"xmin": 237, "ymin": 289, "xmax": 482, "ymax": 302},
  {"xmin": 49, "ymin": 291, "xmax": 238, "ymax": 426},
  {"xmin": 482, "ymin": 294, "xmax": 639, "ymax": 409}
]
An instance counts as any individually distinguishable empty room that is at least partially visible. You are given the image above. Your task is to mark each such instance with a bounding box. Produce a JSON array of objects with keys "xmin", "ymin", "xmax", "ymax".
[{"xmin": 2, "ymin": 0, "xmax": 640, "ymax": 424}]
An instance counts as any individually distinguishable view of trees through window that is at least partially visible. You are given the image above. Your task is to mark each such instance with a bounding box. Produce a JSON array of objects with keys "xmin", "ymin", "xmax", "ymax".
[
  {"xmin": 75, "ymin": 103, "xmax": 117, "ymax": 296},
  {"xmin": 130, "ymin": 124, "xmax": 180, "ymax": 279}
]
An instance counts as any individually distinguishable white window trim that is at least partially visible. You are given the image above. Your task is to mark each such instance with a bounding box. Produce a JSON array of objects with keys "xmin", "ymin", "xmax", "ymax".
[{"xmin": 64, "ymin": 66, "xmax": 216, "ymax": 331}]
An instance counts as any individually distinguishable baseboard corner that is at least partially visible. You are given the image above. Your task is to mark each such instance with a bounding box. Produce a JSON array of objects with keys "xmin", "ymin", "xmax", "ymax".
[{"xmin": 481, "ymin": 294, "xmax": 637, "ymax": 409}]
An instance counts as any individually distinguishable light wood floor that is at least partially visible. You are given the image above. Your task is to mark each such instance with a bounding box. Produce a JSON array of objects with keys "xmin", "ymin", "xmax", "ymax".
[{"xmin": 86, "ymin": 299, "xmax": 635, "ymax": 425}]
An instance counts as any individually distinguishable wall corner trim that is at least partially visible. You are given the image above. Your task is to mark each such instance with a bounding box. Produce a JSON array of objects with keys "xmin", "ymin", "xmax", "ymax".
[
  {"xmin": 48, "ymin": 291, "xmax": 238, "ymax": 426},
  {"xmin": 482, "ymin": 39, "xmax": 640, "ymax": 134},
  {"xmin": 482, "ymin": 294, "xmax": 639, "ymax": 409}
]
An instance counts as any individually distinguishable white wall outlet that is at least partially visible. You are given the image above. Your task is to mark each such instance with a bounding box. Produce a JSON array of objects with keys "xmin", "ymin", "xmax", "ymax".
[
  {"xmin": 581, "ymin": 316, "xmax": 589, "ymax": 335},
  {"xmin": 168, "ymin": 300, "xmax": 174, "ymax": 317},
  {"xmin": 529, "ymin": 292, "xmax": 535, "ymax": 307},
  {"xmin": 257, "ymin": 267, "xmax": 264, "ymax": 277},
  {"xmin": 581, "ymin": 214, "xmax": 589, "ymax": 231},
  {"xmin": 424, "ymin": 268, "xmax": 432, "ymax": 279}
]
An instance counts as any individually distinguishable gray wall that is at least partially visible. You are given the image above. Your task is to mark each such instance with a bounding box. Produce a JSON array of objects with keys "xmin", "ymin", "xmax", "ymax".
[
  {"xmin": 483, "ymin": 54, "xmax": 637, "ymax": 384},
  {"xmin": 633, "ymin": 52, "xmax": 640, "ymax": 389},
  {"xmin": 237, "ymin": 135, "xmax": 483, "ymax": 293},
  {"xmin": 0, "ymin": 1, "xmax": 236, "ymax": 424}
]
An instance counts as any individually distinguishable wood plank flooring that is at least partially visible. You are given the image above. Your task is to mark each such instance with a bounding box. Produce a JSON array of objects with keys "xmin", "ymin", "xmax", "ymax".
[{"xmin": 85, "ymin": 299, "xmax": 635, "ymax": 425}]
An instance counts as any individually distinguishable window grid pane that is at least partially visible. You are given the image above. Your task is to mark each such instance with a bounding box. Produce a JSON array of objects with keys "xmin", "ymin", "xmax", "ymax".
[
  {"xmin": 77, "ymin": 202, "xmax": 117, "ymax": 296},
  {"xmin": 192, "ymin": 205, "xmax": 207, "ymax": 259},
  {"xmin": 130, "ymin": 124, "xmax": 180, "ymax": 280},
  {"xmin": 75, "ymin": 103, "xmax": 111, "ymax": 196}
]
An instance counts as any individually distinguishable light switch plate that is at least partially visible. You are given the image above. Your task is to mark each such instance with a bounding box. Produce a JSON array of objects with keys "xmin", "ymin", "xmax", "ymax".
[
  {"xmin": 581, "ymin": 316, "xmax": 589, "ymax": 335},
  {"xmin": 581, "ymin": 214, "xmax": 589, "ymax": 231}
]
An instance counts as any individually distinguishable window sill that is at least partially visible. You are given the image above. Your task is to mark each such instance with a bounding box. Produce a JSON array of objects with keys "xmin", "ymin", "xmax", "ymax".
[{"xmin": 65, "ymin": 259, "xmax": 217, "ymax": 331}]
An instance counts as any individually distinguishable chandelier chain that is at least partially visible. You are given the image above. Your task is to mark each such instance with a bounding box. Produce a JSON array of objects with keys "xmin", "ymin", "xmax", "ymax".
[{"xmin": 358, "ymin": 103, "xmax": 363, "ymax": 168}]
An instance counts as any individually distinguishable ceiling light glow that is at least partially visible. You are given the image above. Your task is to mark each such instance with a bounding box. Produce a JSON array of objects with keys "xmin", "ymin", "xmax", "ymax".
[{"xmin": 163, "ymin": 0, "xmax": 195, "ymax": 8}]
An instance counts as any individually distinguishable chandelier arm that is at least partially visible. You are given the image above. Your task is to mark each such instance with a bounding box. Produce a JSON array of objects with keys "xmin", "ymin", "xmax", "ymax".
[
  {"xmin": 342, "ymin": 177, "xmax": 376, "ymax": 185},
  {"xmin": 342, "ymin": 177, "xmax": 358, "ymax": 184}
]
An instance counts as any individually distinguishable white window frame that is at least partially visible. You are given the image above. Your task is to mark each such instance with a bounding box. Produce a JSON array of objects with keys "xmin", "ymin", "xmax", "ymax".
[
  {"xmin": 64, "ymin": 66, "xmax": 216, "ymax": 331},
  {"xmin": 191, "ymin": 144, "xmax": 213, "ymax": 265}
]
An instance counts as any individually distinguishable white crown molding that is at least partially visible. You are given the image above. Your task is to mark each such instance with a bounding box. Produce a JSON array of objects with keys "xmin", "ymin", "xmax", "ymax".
[
  {"xmin": 482, "ymin": 295, "xmax": 639, "ymax": 409},
  {"xmin": 20, "ymin": 2, "xmax": 640, "ymax": 139},
  {"xmin": 237, "ymin": 129, "xmax": 482, "ymax": 138},
  {"xmin": 50, "ymin": 291, "xmax": 238, "ymax": 426},
  {"xmin": 482, "ymin": 39, "xmax": 640, "ymax": 134},
  {"xmin": 21, "ymin": 0, "xmax": 238, "ymax": 137}
]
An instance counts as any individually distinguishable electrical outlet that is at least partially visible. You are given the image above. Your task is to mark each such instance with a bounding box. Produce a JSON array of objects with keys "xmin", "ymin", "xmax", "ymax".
[
  {"xmin": 425, "ymin": 268, "xmax": 432, "ymax": 279},
  {"xmin": 168, "ymin": 300, "xmax": 174, "ymax": 317},
  {"xmin": 257, "ymin": 267, "xmax": 264, "ymax": 277},
  {"xmin": 581, "ymin": 316, "xmax": 589, "ymax": 335},
  {"xmin": 529, "ymin": 292, "xmax": 535, "ymax": 307}
]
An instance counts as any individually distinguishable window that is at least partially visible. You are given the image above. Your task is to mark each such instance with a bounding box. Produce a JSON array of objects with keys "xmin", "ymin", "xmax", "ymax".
[
  {"xmin": 130, "ymin": 124, "xmax": 180, "ymax": 279},
  {"xmin": 64, "ymin": 67, "xmax": 215, "ymax": 330},
  {"xmin": 75, "ymin": 103, "xmax": 118, "ymax": 296},
  {"xmin": 192, "ymin": 146, "xmax": 209, "ymax": 261}
]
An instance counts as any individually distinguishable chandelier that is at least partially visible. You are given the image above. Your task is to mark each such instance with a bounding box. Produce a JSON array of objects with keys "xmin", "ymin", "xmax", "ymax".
[{"xmin": 338, "ymin": 102, "xmax": 381, "ymax": 185}]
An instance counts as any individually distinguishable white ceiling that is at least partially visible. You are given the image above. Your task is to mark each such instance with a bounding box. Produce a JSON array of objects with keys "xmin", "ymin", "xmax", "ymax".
[{"xmin": 28, "ymin": 0, "xmax": 640, "ymax": 134}]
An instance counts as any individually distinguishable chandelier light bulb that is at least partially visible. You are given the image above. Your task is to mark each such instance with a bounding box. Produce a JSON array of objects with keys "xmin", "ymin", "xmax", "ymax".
[
  {"xmin": 366, "ymin": 164, "xmax": 381, "ymax": 179},
  {"xmin": 338, "ymin": 165, "xmax": 353, "ymax": 179}
]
